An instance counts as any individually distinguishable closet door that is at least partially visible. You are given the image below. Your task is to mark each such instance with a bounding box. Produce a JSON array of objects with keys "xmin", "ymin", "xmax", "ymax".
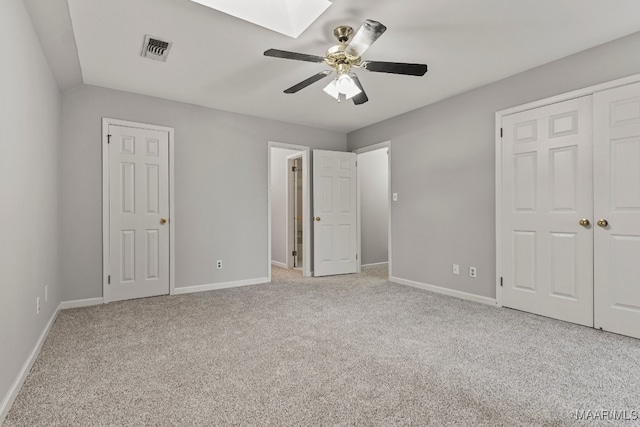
[
  {"xmin": 594, "ymin": 83, "xmax": 640, "ymax": 339},
  {"xmin": 501, "ymin": 96, "xmax": 594, "ymax": 326}
]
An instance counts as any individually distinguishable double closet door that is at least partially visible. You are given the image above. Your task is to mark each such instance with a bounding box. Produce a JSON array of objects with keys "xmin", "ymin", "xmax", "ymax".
[{"xmin": 501, "ymin": 82, "xmax": 640, "ymax": 339}]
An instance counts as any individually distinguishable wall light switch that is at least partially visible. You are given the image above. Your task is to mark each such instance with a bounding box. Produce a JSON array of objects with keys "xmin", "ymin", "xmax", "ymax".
[
  {"xmin": 393, "ymin": 193, "xmax": 398, "ymax": 201},
  {"xmin": 453, "ymin": 264, "xmax": 459, "ymax": 275}
]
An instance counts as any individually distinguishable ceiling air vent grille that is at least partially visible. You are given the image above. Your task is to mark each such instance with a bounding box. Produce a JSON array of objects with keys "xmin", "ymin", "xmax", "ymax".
[{"xmin": 141, "ymin": 35, "xmax": 172, "ymax": 62}]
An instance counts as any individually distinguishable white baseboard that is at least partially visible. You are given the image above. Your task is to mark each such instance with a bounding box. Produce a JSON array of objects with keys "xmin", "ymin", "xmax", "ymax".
[
  {"xmin": 0, "ymin": 304, "xmax": 61, "ymax": 424},
  {"xmin": 362, "ymin": 261, "xmax": 389, "ymax": 267},
  {"xmin": 59, "ymin": 297, "xmax": 104, "ymax": 310},
  {"xmin": 390, "ymin": 276, "xmax": 497, "ymax": 306},
  {"xmin": 173, "ymin": 277, "xmax": 270, "ymax": 295},
  {"xmin": 271, "ymin": 260, "xmax": 288, "ymax": 269}
]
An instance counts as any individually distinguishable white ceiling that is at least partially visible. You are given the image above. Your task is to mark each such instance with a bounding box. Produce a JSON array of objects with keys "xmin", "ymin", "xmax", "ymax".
[{"xmin": 31, "ymin": 0, "xmax": 640, "ymax": 132}]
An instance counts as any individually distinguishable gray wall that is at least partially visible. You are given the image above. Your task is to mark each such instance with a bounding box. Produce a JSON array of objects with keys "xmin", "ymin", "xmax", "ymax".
[
  {"xmin": 61, "ymin": 85, "xmax": 346, "ymax": 300},
  {"xmin": 270, "ymin": 147, "xmax": 299, "ymax": 266},
  {"xmin": 0, "ymin": 0, "xmax": 62, "ymax": 416},
  {"xmin": 348, "ymin": 31, "xmax": 640, "ymax": 299},
  {"xmin": 358, "ymin": 148, "xmax": 389, "ymax": 265}
]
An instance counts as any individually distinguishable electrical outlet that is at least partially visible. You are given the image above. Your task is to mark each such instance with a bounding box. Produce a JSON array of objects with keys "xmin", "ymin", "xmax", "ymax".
[
  {"xmin": 216, "ymin": 260, "xmax": 222, "ymax": 269},
  {"xmin": 36, "ymin": 297, "xmax": 40, "ymax": 315},
  {"xmin": 453, "ymin": 264, "xmax": 459, "ymax": 275},
  {"xmin": 470, "ymin": 267, "xmax": 477, "ymax": 278},
  {"xmin": 45, "ymin": 285, "xmax": 48, "ymax": 302}
]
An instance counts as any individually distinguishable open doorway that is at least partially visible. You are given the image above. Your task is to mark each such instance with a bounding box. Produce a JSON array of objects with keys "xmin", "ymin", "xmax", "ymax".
[
  {"xmin": 268, "ymin": 142, "xmax": 311, "ymax": 279},
  {"xmin": 355, "ymin": 141, "xmax": 391, "ymax": 278},
  {"xmin": 287, "ymin": 153, "xmax": 304, "ymax": 270}
]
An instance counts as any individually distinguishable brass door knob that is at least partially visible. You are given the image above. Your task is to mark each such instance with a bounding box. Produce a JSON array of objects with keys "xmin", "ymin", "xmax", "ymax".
[
  {"xmin": 315, "ymin": 217, "xmax": 321, "ymax": 222},
  {"xmin": 579, "ymin": 219, "xmax": 590, "ymax": 227},
  {"xmin": 160, "ymin": 218, "xmax": 167, "ymax": 225},
  {"xmin": 597, "ymin": 219, "xmax": 609, "ymax": 227}
]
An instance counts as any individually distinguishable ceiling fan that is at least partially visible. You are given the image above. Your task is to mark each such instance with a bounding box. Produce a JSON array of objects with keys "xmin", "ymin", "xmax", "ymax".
[{"xmin": 264, "ymin": 19, "xmax": 428, "ymax": 105}]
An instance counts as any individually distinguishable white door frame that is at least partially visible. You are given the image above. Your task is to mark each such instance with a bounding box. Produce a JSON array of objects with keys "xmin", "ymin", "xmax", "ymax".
[
  {"xmin": 495, "ymin": 72, "xmax": 640, "ymax": 307},
  {"xmin": 354, "ymin": 141, "xmax": 392, "ymax": 278},
  {"xmin": 268, "ymin": 142, "xmax": 311, "ymax": 278},
  {"xmin": 286, "ymin": 152, "xmax": 303, "ymax": 270},
  {"xmin": 102, "ymin": 118, "xmax": 176, "ymax": 303}
]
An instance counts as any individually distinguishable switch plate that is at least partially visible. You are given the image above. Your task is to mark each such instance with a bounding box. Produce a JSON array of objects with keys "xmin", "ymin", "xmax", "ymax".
[
  {"xmin": 470, "ymin": 267, "xmax": 477, "ymax": 278},
  {"xmin": 36, "ymin": 297, "xmax": 40, "ymax": 315},
  {"xmin": 393, "ymin": 193, "xmax": 398, "ymax": 201},
  {"xmin": 453, "ymin": 264, "xmax": 459, "ymax": 275}
]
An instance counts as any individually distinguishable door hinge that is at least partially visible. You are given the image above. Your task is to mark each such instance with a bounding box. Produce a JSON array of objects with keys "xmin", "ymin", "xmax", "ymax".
[
  {"xmin": 500, "ymin": 276, "xmax": 503, "ymax": 287},
  {"xmin": 292, "ymin": 250, "xmax": 297, "ymax": 257},
  {"xmin": 107, "ymin": 134, "xmax": 112, "ymax": 144},
  {"xmin": 108, "ymin": 275, "xmax": 111, "ymax": 284},
  {"xmin": 500, "ymin": 128, "xmax": 503, "ymax": 138}
]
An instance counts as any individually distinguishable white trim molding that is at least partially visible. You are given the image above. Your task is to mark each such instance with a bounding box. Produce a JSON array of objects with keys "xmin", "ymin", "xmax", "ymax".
[
  {"xmin": 495, "ymin": 112, "xmax": 503, "ymax": 308},
  {"xmin": 391, "ymin": 276, "xmax": 498, "ymax": 306},
  {"xmin": 271, "ymin": 260, "xmax": 288, "ymax": 269},
  {"xmin": 60, "ymin": 298, "xmax": 105, "ymax": 310},
  {"xmin": 353, "ymin": 141, "xmax": 391, "ymax": 154},
  {"xmin": 173, "ymin": 277, "xmax": 270, "ymax": 295},
  {"xmin": 102, "ymin": 118, "xmax": 176, "ymax": 303},
  {"xmin": 361, "ymin": 261, "xmax": 389, "ymax": 267},
  {"xmin": 0, "ymin": 305, "xmax": 61, "ymax": 423}
]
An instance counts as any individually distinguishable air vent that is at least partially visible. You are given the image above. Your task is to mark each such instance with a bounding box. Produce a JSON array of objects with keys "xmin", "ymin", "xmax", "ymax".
[{"xmin": 141, "ymin": 35, "xmax": 172, "ymax": 62}]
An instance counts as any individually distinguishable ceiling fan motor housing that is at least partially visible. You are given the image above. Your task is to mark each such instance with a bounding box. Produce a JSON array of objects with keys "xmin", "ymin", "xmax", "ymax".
[
  {"xmin": 325, "ymin": 44, "xmax": 361, "ymax": 74},
  {"xmin": 333, "ymin": 25, "xmax": 353, "ymax": 43}
]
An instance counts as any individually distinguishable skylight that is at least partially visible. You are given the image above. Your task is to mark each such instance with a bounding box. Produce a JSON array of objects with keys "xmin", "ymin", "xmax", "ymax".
[{"xmin": 190, "ymin": 0, "xmax": 332, "ymax": 38}]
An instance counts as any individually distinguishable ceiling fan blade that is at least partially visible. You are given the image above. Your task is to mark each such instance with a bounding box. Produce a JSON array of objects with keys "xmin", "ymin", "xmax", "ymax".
[
  {"xmin": 360, "ymin": 61, "xmax": 427, "ymax": 76},
  {"xmin": 350, "ymin": 74, "xmax": 368, "ymax": 105},
  {"xmin": 264, "ymin": 48, "xmax": 326, "ymax": 64},
  {"xmin": 347, "ymin": 19, "xmax": 387, "ymax": 57},
  {"xmin": 284, "ymin": 71, "xmax": 332, "ymax": 94}
]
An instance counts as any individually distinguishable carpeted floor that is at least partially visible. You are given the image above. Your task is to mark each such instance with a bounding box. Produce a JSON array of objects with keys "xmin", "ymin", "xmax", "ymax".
[{"xmin": 5, "ymin": 265, "xmax": 640, "ymax": 426}]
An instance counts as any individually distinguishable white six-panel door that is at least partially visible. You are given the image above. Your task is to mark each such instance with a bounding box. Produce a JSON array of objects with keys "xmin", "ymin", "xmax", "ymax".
[
  {"xmin": 313, "ymin": 150, "xmax": 357, "ymax": 276},
  {"xmin": 501, "ymin": 96, "xmax": 594, "ymax": 326},
  {"xmin": 108, "ymin": 124, "xmax": 170, "ymax": 301},
  {"xmin": 594, "ymin": 83, "xmax": 640, "ymax": 339}
]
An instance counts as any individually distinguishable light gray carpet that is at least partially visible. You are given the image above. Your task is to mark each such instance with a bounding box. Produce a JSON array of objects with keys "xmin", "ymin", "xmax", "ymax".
[{"xmin": 5, "ymin": 266, "xmax": 640, "ymax": 426}]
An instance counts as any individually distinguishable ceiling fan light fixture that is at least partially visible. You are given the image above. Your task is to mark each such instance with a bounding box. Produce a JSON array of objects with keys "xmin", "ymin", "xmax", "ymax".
[
  {"xmin": 324, "ymin": 74, "xmax": 362, "ymax": 100},
  {"xmin": 337, "ymin": 74, "xmax": 358, "ymax": 95},
  {"xmin": 323, "ymin": 79, "xmax": 340, "ymax": 99}
]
